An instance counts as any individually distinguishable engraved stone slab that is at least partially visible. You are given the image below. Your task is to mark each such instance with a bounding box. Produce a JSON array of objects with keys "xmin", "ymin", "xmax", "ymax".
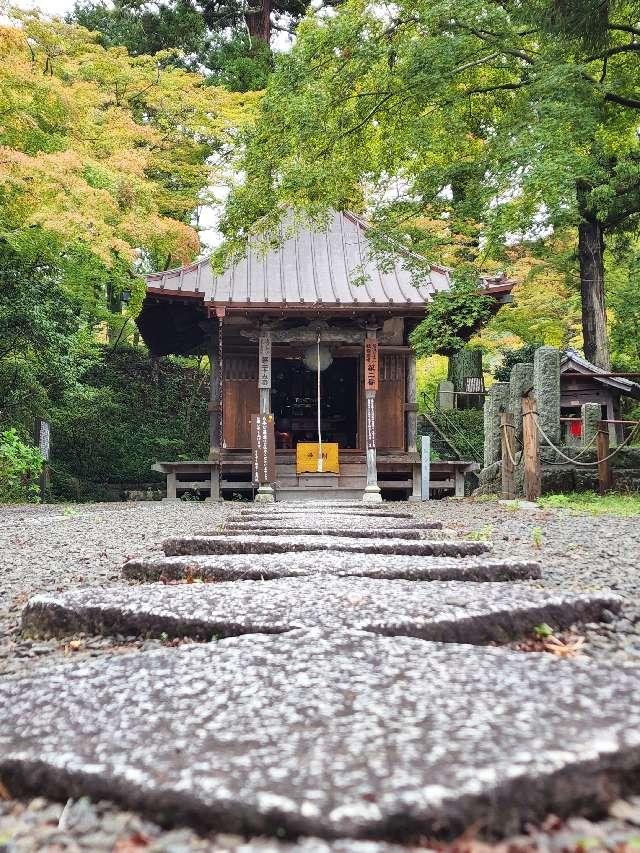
[
  {"xmin": 22, "ymin": 576, "xmax": 618, "ymax": 643},
  {"xmin": 163, "ymin": 535, "xmax": 491, "ymax": 559},
  {"xmin": 1, "ymin": 630, "xmax": 639, "ymax": 840},
  {"xmin": 122, "ymin": 552, "xmax": 542, "ymax": 584}
]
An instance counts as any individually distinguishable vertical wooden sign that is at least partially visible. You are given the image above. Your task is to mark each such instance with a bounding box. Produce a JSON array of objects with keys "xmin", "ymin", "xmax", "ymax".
[
  {"xmin": 258, "ymin": 332, "xmax": 271, "ymax": 389},
  {"xmin": 251, "ymin": 413, "xmax": 276, "ymax": 485},
  {"xmin": 364, "ymin": 339, "xmax": 379, "ymax": 391}
]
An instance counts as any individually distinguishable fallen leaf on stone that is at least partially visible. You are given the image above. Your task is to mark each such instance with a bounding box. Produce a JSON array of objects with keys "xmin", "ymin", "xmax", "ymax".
[
  {"xmin": 112, "ymin": 830, "xmax": 152, "ymax": 850},
  {"xmin": 609, "ymin": 799, "xmax": 640, "ymax": 827},
  {"xmin": 66, "ymin": 639, "xmax": 85, "ymax": 652},
  {"xmin": 543, "ymin": 635, "xmax": 585, "ymax": 658}
]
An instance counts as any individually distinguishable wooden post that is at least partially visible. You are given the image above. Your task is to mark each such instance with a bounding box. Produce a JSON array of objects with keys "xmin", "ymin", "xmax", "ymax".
[
  {"xmin": 166, "ymin": 470, "xmax": 177, "ymax": 501},
  {"xmin": 501, "ymin": 412, "xmax": 516, "ymax": 500},
  {"xmin": 405, "ymin": 351, "xmax": 418, "ymax": 453},
  {"xmin": 597, "ymin": 420, "xmax": 613, "ymax": 494},
  {"xmin": 363, "ymin": 327, "xmax": 382, "ymax": 503},
  {"xmin": 256, "ymin": 328, "xmax": 275, "ymax": 502},
  {"xmin": 522, "ymin": 397, "xmax": 541, "ymax": 501},
  {"xmin": 421, "ymin": 434, "xmax": 431, "ymax": 501},
  {"xmin": 205, "ymin": 315, "xmax": 222, "ymax": 502}
]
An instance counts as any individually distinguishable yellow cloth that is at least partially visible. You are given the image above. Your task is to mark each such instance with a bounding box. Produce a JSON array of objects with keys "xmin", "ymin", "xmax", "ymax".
[{"xmin": 296, "ymin": 443, "xmax": 340, "ymax": 474}]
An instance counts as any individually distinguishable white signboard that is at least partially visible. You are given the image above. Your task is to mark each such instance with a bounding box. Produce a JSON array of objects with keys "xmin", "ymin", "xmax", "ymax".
[
  {"xmin": 258, "ymin": 333, "xmax": 271, "ymax": 389},
  {"xmin": 37, "ymin": 420, "xmax": 51, "ymax": 461}
]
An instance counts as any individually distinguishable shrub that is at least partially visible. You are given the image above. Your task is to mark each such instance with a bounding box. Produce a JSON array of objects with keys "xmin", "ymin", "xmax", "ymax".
[
  {"xmin": 0, "ymin": 429, "xmax": 43, "ymax": 503},
  {"xmin": 430, "ymin": 408, "xmax": 484, "ymax": 461}
]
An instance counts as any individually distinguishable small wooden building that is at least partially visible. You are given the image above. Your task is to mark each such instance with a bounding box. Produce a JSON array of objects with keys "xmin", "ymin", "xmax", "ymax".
[
  {"xmin": 560, "ymin": 349, "xmax": 640, "ymax": 444},
  {"xmin": 138, "ymin": 211, "xmax": 512, "ymax": 501}
]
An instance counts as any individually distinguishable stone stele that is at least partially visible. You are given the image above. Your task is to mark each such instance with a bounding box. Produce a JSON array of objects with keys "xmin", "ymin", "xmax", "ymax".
[{"xmin": 1, "ymin": 630, "xmax": 639, "ymax": 840}]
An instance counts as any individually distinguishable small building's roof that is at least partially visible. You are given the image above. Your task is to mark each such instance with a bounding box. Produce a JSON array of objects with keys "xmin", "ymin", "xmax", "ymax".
[
  {"xmin": 561, "ymin": 349, "xmax": 640, "ymax": 399},
  {"xmin": 145, "ymin": 211, "xmax": 513, "ymax": 312}
]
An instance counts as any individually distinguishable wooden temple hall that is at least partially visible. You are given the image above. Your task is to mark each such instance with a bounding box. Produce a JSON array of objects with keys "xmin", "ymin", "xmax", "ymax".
[{"xmin": 138, "ymin": 211, "xmax": 513, "ymax": 502}]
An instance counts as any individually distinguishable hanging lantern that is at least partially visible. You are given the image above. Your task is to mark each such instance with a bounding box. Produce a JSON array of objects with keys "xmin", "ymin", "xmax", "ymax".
[{"xmin": 303, "ymin": 343, "xmax": 333, "ymax": 372}]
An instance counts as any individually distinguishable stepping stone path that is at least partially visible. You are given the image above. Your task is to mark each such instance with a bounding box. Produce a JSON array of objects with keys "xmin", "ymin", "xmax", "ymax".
[
  {"xmin": 1, "ymin": 500, "xmax": 635, "ymax": 846},
  {"xmin": 22, "ymin": 576, "xmax": 615, "ymax": 643},
  {"xmin": 122, "ymin": 552, "xmax": 542, "ymax": 583},
  {"xmin": 2, "ymin": 631, "xmax": 640, "ymax": 841},
  {"xmin": 163, "ymin": 534, "xmax": 488, "ymax": 557}
]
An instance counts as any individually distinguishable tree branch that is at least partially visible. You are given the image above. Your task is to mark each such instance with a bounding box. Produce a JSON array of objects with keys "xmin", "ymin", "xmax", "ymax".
[
  {"xmin": 587, "ymin": 42, "xmax": 640, "ymax": 61},
  {"xmin": 608, "ymin": 24, "xmax": 640, "ymax": 37},
  {"xmin": 603, "ymin": 91, "xmax": 640, "ymax": 109}
]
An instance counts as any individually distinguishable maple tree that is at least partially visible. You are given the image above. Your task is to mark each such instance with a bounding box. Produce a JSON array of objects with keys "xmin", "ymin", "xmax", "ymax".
[{"xmin": 0, "ymin": 10, "xmax": 254, "ymax": 315}]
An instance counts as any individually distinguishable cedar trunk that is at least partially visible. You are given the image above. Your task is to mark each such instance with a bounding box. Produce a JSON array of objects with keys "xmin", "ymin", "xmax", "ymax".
[
  {"xmin": 578, "ymin": 217, "xmax": 610, "ymax": 369},
  {"xmin": 246, "ymin": 1, "xmax": 272, "ymax": 42}
]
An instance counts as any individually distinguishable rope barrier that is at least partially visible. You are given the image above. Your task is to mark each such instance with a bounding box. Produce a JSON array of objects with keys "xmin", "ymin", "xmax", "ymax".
[
  {"xmin": 542, "ymin": 430, "xmax": 599, "ymax": 465},
  {"xmin": 530, "ymin": 414, "xmax": 640, "ymax": 467},
  {"xmin": 499, "ymin": 424, "xmax": 522, "ymax": 468}
]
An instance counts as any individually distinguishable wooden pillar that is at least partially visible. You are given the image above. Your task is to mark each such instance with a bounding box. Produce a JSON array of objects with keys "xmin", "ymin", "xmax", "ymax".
[
  {"xmin": 166, "ymin": 470, "xmax": 177, "ymax": 501},
  {"xmin": 597, "ymin": 420, "xmax": 613, "ymax": 494},
  {"xmin": 256, "ymin": 328, "xmax": 275, "ymax": 502},
  {"xmin": 363, "ymin": 327, "xmax": 382, "ymax": 503},
  {"xmin": 205, "ymin": 313, "xmax": 222, "ymax": 501},
  {"xmin": 522, "ymin": 397, "xmax": 541, "ymax": 501},
  {"xmin": 405, "ymin": 351, "xmax": 418, "ymax": 453}
]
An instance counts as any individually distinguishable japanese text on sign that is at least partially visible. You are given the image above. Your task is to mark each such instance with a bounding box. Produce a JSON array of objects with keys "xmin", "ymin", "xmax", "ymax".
[
  {"xmin": 251, "ymin": 413, "xmax": 275, "ymax": 484},
  {"xmin": 258, "ymin": 333, "xmax": 271, "ymax": 389},
  {"xmin": 36, "ymin": 420, "xmax": 50, "ymax": 461},
  {"xmin": 366, "ymin": 396, "xmax": 376, "ymax": 450},
  {"xmin": 364, "ymin": 339, "xmax": 378, "ymax": 390}
]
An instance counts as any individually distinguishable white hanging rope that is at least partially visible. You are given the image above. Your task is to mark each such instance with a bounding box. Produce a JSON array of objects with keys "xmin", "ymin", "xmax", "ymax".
[
  {"xmin": 317, "ymin": 334, "xmax": 323, "ymax": 473},
  {"xmin": 531, "ymin": 413, "xmax": 640, "ymax": 466}
]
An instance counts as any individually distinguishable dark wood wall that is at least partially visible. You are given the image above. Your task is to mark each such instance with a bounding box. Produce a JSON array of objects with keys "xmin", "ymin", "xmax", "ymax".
[
  {"xmin": 223, "ymin": 349, "xmax": 407, "ymax": 451},
  {"xmin": 223, "ymin": 354, "xmax": 260, "ymax": 449}
]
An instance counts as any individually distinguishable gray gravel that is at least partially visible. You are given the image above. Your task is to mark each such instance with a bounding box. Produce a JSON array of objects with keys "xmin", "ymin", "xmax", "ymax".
[{"xmin": 2, "ymin": 496, "xmax": 640, "ymax": 850}]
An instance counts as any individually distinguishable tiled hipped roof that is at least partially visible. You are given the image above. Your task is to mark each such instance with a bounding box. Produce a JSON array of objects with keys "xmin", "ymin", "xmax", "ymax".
[{"xmin": 145, "ymin": 211, "xmax": 512, "ymax": 310}]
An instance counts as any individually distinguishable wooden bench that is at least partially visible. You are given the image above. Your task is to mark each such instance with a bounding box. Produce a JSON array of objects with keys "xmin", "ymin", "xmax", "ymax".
[{"xmin": 152, "ymin": 460, "xmax": 221, "ymax": 501}]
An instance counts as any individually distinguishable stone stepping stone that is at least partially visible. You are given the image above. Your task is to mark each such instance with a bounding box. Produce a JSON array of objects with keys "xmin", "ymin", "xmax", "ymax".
[
  {"xmin": 22, "ymin": 576, "xmax": 618, "ymax": 643},
  {"xmin": 163, "ymin": 534, "xmax": 491, "ymax": 558},
  {"xmin": 123, "ymin": 552, "xmax": 542, "ymax": 583},
  {"xmin": 2, "ymin": 630, "xmax": 639, "ymax": 841},
  {"xmin": 219, "ymin": 528, "xmax": 453, "ymax": 541},
  {"xmin": 224, "ymin": 518, "xmax": 443, "ymax": 531},
  {"xmin": 238, "ymin": 509, "xmax": 415, "ymax": 519}
]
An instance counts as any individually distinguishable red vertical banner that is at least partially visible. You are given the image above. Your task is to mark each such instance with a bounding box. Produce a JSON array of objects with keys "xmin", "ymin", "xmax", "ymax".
[{"xmin": 364, "ymin": 339, "xmax": 379, "ymax": 391}]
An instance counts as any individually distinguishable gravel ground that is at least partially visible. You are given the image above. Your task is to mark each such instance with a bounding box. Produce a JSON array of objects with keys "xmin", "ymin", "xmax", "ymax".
[{"xmin": 1, "ymin": 497, "xmax": 640, "ymax": 851}]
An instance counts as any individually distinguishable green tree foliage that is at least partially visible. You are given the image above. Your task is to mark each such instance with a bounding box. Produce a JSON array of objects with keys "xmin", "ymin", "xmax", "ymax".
[
  {"xmin": 0, "ymin": 242, "xmax": 89, "ymax": 433},
  {"xmin": 50, "ymin": 347, "xmax": 209, "ymax": 499},
  {"xmin": 409, "ymin": 277, "xmax": 492, "ymax": 357},
  {"xmin": 71, "ymin": 0, "xmax": 324, "ymax": 91},
  {"xmin": 0, "ymin": 429, "xmax": 43, "ymax": 503},
  {"xmin": 0, "ymin": 11, "xmax": 251, "ymax": 307},
  {"xmin": 221, "ymin": 0, "xmax": 640, "ymax": 368}
]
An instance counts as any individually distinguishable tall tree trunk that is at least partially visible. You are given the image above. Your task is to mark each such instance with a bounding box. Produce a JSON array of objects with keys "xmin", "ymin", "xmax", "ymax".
[
  {"xmin": 245, "ymin": 1, "xmax": 271, "ymax": 43},
  {"xmin": 578, "ymin": 216, "xmax": 610, "ymax": 369}
]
